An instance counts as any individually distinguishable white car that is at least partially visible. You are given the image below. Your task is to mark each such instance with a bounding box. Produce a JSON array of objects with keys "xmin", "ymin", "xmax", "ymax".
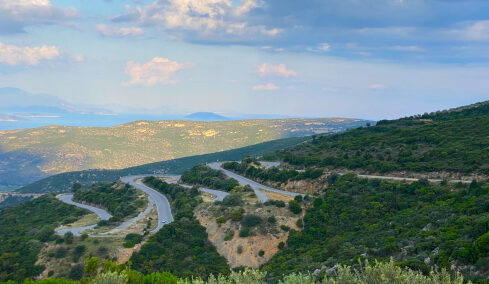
[{"xmin": 162, "ymin": 220, "xmax": 166, "ymax": 223}]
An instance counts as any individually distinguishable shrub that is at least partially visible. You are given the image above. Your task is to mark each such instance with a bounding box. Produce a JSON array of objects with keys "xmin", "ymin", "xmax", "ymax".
[
  {"xmin": 124, "ymin": 234, "xmax": 143, "ymax": 244},
  {"xmin": 222, "ymin": 194, "xmax": 243, "ymax": 207},
  {"xmin": 224, "ymin": 230, "xmax": 234, "ymax": 241},
  {"xmin": 239, "ymin": 227, "xmax": 250, "ymax": 238},
  {"xmin": 278, "ymin": 242, "xmax": 285, "ymax": 249},
  {"xmin": 54, "ymin": 247, "xmax": 67, "ymax": 259},
  {"xmin": 280, "ymin": 225, "xmax": 290, "ymax": 231},
  {"xmin": 296, "ymin": 219, "xmax": 304, "ymax": 228},
  {"xmin": 259, "ymin": 250, "xmax": 265, "ymax": 257},
  {"xmin": 216, "ymin": 216, "xmax": 227, "ymax": 225},
  {"xmin": 64, "ymin": 232, "xmax": 74, "ymax": 244},
  {"xmin": 288, "ymin": 200, "xmax": 302, "ymax": 214},
  {"xmin": 231, "ymin": 210, "xmax": 244, "ymax": 221},
  {"xmin": 268, "ymin": 216, "xmax": 277, "ymax": 224},
  {"xmin": 237, "ymin": 245, "xmax": 243, "ymax": 254},
  {"xmin": 69, "ymin": 264, "xmax": 84, "ymax": 280},
  {"xmin": 241, "ymin": 215, "xmax": 262, "ymax": 227},
  {"xmin": 84, "ymin": 257, "xmax": 100, "ymax": 278},
  {"xmin": 72, "ymin": 245, "xmax": 86, "ymax": 262},
  {"xmin": 91, "ymin": 271, "xmax": 127, "ymax": 284},
  {"xmin": 142, "ymin": 272, "xmax": 179, "ymax": 284}
]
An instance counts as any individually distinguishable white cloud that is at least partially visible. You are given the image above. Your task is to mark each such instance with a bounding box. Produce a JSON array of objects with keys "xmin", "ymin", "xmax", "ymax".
[
  {"xmin": 258, "ymin": 63, "xmax": 297, "ymax": 77},
  {"xmin": 0, "ymin": 0, "xmax": 78, "ymax": 33},
  {"xmin": 0, "ymin": 42, "xmax": 60, "ymax": 65},
  {"xmin": 252, "ymin": 83, "xmax": 279, "ymax": 91},
  {"xmin": 370, "ymin": 83, "xmax": 387, "ymax": 89},
  {"xmin": 97, "ymin": 24, "xmax": 144, "ymax": 37},
  {"xmin": 123, "ymin": 57, "xmax": 194, "ymax": 86},
  {"xmin": 113, "ymin": 0, "xmax": 278, "ymax": 39},
  {"xmin": 457, "ymin": 20, "xmax": 489, "ymax": 41}
]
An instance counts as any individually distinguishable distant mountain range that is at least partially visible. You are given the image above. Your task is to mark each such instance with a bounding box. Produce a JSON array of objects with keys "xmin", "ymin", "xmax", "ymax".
[
  {"xmin": 0, "ymin": 118, "xmax": 371, "ymax": 186},
  {"xmin": 0, "ymin": 87, "xmax": 316, "ymax": 130}
]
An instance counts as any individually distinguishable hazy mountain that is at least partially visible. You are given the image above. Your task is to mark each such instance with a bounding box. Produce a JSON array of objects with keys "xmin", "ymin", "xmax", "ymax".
[{"xmin": 184, "ymin": 112, "xmax": 229, "ymax": 121}]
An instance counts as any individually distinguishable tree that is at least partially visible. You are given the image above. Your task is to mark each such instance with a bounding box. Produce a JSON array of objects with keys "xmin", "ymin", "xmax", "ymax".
[
  {"xmin": 64, "ymin": 231, "xmax": 74, "ymax": 244},
  {"xmin": 84, "ymin": 257, "xmax": 100, "ymax": 278},
  {"xmin": 288, "ymin": 200, "xmax": 302, "ymax": 214}
]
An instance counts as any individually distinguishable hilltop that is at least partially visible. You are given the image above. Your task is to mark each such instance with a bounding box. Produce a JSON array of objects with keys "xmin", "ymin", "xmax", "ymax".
[
  {"xmin": 272, "ymin": 101, "xmax": 489, "ymax": 178},
  {"xmin": 0, "ymin": 118, "xmax": 368, "ymax": 186}
]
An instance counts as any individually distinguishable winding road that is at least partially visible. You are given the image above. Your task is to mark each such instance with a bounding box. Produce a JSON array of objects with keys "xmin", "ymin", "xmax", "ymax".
[
  {"xmin": 208, "ymin": 162, "xmax": 303, "ymax": 202},
  {"xmin": 56, "ymin": 194, "xmax": 112, "ymax": 236},
  {"xmin": 57, "ymin": 163, "xmax": 298, "ymax": 236}
]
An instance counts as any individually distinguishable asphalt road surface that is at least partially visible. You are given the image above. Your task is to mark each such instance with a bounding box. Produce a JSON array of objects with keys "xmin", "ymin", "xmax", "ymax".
[{"xmin": 208, "ymin": 162, "xmax": 303, "ymax": 202}]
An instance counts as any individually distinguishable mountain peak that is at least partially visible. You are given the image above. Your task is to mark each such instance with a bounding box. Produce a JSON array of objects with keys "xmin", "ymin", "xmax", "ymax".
[{"xmin": 184, "ymin": 112, "xmax": 229, "ymax": 121}]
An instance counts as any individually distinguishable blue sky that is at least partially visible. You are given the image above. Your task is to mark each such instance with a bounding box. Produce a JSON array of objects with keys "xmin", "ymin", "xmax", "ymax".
[{"xmin": 0, "ymin": 0, "xmax": 488, "ymax": 120}]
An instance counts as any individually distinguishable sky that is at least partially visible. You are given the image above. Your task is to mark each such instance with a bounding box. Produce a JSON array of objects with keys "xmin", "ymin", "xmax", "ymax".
[{"xmin": 0, "ymin": 0, "xmax": 488, "ymax": 120}]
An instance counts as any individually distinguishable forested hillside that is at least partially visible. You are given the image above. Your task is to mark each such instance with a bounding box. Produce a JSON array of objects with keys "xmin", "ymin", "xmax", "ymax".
[
  {"xmin": 130, "ymin": 177, "xmax": 229, "ymax": 278},
  {"xmin": 263, "ymin": 175, "xmax": 489, "ymax": 282},
  {"xmin": 275, "ymin": 101, "xmax": 489, "ymax": 176},
  {"xmin": 0, "ymin": 196, "xmax": 88, "ymax": 282}
]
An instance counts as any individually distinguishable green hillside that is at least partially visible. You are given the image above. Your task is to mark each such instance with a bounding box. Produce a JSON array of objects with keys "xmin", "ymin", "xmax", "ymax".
[
  {"xmin": 274, "ymin": 101, "xmax": 489, "ymax": 176},
  {"xmin": 0, "ymin": 195, "xmax": 88, "ymax": 282},
  {"xmin": 18, "ymin": 136, "xmax": 309, "ymax": 193},
  {"xmin": 0, "ymin": 118, "xmax": 368, "ymax": 186},
  {"xmin": 262, "ymin": 175, "xmax": 489, "ymax": 282}
]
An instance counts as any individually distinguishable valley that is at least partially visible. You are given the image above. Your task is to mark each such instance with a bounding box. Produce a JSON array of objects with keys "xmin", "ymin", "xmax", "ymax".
[
  {"xmin": 1, "ymin": 101, "xmax": 489, "ymax": 283},
  {"xmin": 0, "ymin": 118, "xmax": 368, "ymax": 187}
]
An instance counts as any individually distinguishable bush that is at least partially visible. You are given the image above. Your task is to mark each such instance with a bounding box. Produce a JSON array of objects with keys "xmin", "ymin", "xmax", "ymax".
[
  {"xmin": 224, "ymin": 230, "xmax": 234, "ymax": 241},
  {"xmin": 259, "ymin": 250, "xmax": 265, "ymax": 257},
  {"xmin": 216, "ymin": 216, "xmax": 227, "ymax": 225},
  {"xmin": 69, "ymin": 264, "xmax": 84, "ymax": 280},
  {"xmin": 264, "ymin": 200, "xmax": 285, "ymax": 208},
  {"xmin": 268, "ymin": 216, "xmax": 277, "ymax": 224},
  {"xmin": 64, "ymin": 232, "xmax": 74, "ymax": 244},
  {"xmin": 239, "ymin": 227, "xmax": 250, "ymax": 238},
  {"xmin": 280, "ymin": 225, "xmax": 290, "ymax": 231},
  {"xmin": 222, "ymin": 194, "xmax": 243, "ymax": 207},
  {"xmin": 278, "ymin": 242, "xmax": 285, "ymax": 249},
  {"xmin": 241, "ymin": 215, "xmax": 262, "ymax": 227},
  {"xmin": 231, "ymin": 210, "xmax": 244, "ymax": 221},
  {"xmin": 288, "ymin": 200, "xmax": 302, "ymax": 214},
  {"xmin": 54, "ymin": 247, "xmax": 67, "ymax": 259},
  {"xmin": 72, "ymin": 245, "xmax": 86, "ymax": 262},
  {"xmin": 296, "ymin": 219, "xmax": 304, "ymax": 228},
  {"xmin": 237, "ymin": 245, "xmax": 243, "ymax": 254}
]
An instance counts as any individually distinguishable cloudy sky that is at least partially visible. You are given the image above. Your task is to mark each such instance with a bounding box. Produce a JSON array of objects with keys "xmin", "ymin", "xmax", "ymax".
[{"xmin": 0, "ymin": 0, "xmax": 488, "ymax": 120}]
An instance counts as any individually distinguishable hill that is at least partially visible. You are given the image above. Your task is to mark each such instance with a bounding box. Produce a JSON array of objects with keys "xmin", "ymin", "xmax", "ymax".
[
  {"xmin": 273, "ymin": 101, "xmax": 489, "ymax": 178},
  {"xmin": 184, "ymin": 112, "xmax": 229, "ymax": 121},
  {"xmin": 0, "ymin": 118, "xmax": 368, "ymax": 186},
  {"xmin": 18, "ymin": 136, "xmax": 309, "ymax": 193}
]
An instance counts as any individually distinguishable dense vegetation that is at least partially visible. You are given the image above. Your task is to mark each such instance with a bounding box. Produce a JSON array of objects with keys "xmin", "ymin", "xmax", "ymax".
[
  {"xmin": 0, "ymin": 196, "xmax": 88, "ymax": 282},
  {"xmin": 0, "ymin": 259, "xmax": 468, "ymax": 284},
  {"xmin": 73, "ymin": 183, "xmax": 145, "ymax": 222},
  {"xmin": 19, "ymin": 136, "xmax": 309, "ymax": 193},
  {"xmin": 222, "ymin": 156, "xmax": 323, "ymax": 183},
  {"xmin": 130, "ymin": 177, "xmax": 229, "ymax": 278},
  {"xmin": 276, "ymin": 101, "xmax": 489, "ymax": 175},
  {"xmin": 181, "ymin": 164, "xmax": 239, "ymax": 191},
  {"xmin": 263, "ymin": 174, "xmax": 489, "ymax": 282},
  {"xmin": 0, "ymin": 118, "xmax": 367, "ymax": 186},
  {"xmin": 0, "ymin": 195, "xmax": 35, "ymax": 210}
]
